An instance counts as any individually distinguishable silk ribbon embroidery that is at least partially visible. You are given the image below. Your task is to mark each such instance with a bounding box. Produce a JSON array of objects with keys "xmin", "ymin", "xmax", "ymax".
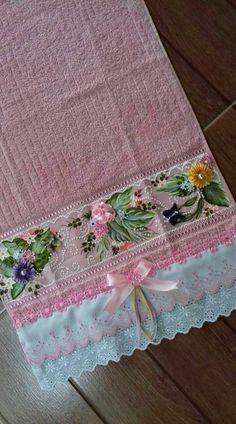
[
  {"xmin": 0, "ymin": 155, "xmax": 232, "ymax": 306},
  {"xmin": 104, "ymin": 259, "xmax": 178, "ymax": 340}
]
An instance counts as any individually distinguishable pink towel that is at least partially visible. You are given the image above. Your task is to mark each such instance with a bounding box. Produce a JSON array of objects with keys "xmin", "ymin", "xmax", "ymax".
[{"xmin": 0, "ymin": 0, "xmax": 235, "ymax": 388}]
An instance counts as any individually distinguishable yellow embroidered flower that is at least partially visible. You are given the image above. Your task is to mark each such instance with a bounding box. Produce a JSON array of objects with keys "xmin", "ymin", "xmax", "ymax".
[{"xmin": 187, "ymin": 163, "xmax": 213, "ymax": 189}]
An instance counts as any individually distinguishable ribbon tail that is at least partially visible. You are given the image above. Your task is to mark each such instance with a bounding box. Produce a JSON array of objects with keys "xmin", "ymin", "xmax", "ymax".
[
  {"xmin": 143, "ymin": 277, "xmax": 178, "ymax": 292},
  {"xmin": 136, "ymin": 287, "xmax": 156, "ymax": 342},
  {"xmin": 104, "ymin": 286, "xmax": 133, "ymax": 315},
  {"xmin": 130, "ymin": 289, "xmax": 140, "ymax": 346}
]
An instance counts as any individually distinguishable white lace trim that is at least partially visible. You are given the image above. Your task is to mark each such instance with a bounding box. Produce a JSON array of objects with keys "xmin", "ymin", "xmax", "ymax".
[{"xmin": 31, "ymin": 282, "xmax": 236, "ymax": 390}]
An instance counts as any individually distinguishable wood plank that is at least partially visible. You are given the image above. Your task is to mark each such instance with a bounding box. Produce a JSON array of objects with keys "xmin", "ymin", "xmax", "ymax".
[
  {"xmin": 161, "ymin": 39, "xmax": 229, "ymax": 128},
  {"xmin": 0, "ymin": 314, "xmax": 102, "ymax": 424},
  {"xmin": 145, "ymin": 0, "xmax": 236, "ymax": 101},
  {"xmin": 204, "ymin": 104, "xmax": 236, "ymax": 198},
  {"xmin": 224, "ymin": 310, "xmax": 236, "ymax": 332},
  {"xmin": 148, "ymin": 319, "xmax": 236, "ymax": 424},
  {"xmin": 72, "ymin": 350, "xmax": 208, "ymax": 424}
]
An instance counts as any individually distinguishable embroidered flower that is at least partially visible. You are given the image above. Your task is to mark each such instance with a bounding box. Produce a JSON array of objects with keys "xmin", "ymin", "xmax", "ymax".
[
  {"xmin": 204, "ymin": 207, "xmax": 214, "ymax": 217},
  {"xmin": 0, "ymin": 276, "xmax": 15, "ymax": 290},
  {"xmin": 187, "ymin": 163, "xmax": 213, "ymax": 189},
  {"xmin": 119, "ymin": 242, "xmax": 132, "ymax": 252},
  {"xmin": 18, "ymin": 232, "xmax": 37, "ymax": 244},
  {"xmin": 91, "ymin": 202, "xmax": 116, "ymax": 224},
  {"xmin": 12, "ymin": 260, "xmax": 35, "ymax": 284},
  {"xmin": 201, "ymin": 154, "xmax": 212, "ymax": 166},
  {"xmin": 117, "ymin": 210, "xmax": 127, "ymax": 220},
  {"xmin": 12, "ymin": 249, "xmax": 22, "ymax": 260},
  {"xmin": 22, "ymin": 250, "xmax": 36, "ymax": 262},
  {"xmin": 94, "ymin": 223, "xmax": 108, "ymax": 238},
  {"xmin": 180, "ymin": 180, "xmax": 194, "ymax": 192},
  {"xmin": 25, "ymin": 279, "xmax": 41, "ymax": 295},
  {"xmin": 0, "ymin": 245, "xmax": 10, "ymax": 260}
]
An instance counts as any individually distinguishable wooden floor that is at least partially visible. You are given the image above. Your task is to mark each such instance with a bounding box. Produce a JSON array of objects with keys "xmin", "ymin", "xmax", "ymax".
[{"xmin": 1, "ymin": 1, "xmax": 236, "ymax": 423}]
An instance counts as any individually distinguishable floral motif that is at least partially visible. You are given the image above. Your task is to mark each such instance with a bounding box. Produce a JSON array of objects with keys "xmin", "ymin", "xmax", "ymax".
[
  {"xmin": 13, "ymin": 260, "xmax": 35, "ymax": 284},
  {"xmin": 157, "ymin": 158, "xmax": 229, "ymax": 225},
  {"xmin": 66, "ymin": 156, "xmax": 230, "ymax": 263},
  {"xmin": 0, "ymin": 227, "xmax": 62, "ymax": 301},
  {"xmin": 68, "ymin": 187, "xmax": 156, "ymax": 260},
  {"xmin": 22, "ymin": 250, "xmax": 36, "ymax": 262},
  {"xmin": 91, "ymin": 202, "xmax": 116, "ymax": 224},
  {"xmin": 187, "ymin": 163, "xmax": 213, "ymax": 188}
]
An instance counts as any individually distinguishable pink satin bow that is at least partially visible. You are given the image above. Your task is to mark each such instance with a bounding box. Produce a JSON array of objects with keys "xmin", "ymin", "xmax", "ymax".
[{"xmin": 104, "ymin": 259, "xmax": 178, "ymax": 314}]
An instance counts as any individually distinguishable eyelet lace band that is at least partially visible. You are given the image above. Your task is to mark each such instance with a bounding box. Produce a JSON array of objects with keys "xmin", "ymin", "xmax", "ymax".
[{"xmin": 31, "ymin": 282, "xmax": 236, "ymax": 390}]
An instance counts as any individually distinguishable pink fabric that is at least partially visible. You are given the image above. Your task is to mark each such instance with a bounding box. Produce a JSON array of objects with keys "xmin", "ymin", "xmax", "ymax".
[
  {"xmin": 0, "ymin": 0, "xmax": 227, "ymax": 237},
  {"xmin": 1, "ymin": 0, "xmax": 235, "ymax": 328}
]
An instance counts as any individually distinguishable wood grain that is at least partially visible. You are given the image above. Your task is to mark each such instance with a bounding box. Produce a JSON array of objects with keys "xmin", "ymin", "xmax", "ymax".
[
  {"xmin": 148, "ymin": 319, "xmax": 236, "ymax": 424},
  {"xmin": 0, "ymin": 314, "xmax": 102, "ymax": 424},
  {"xmin": 145, "ymin": 0, "xmax": 236, "ymax": 101},
  {"xmin": 160, "ymin": 39, "xmax": 229, "ymax": 128},
  {"xmin": 72, "ymin": 350, "xmax": 207, "ymax": 424},
  {"xmin": 224, "ymin": 310, "xmax": 236, "ymax": 332},
  {"xmin": 205, "ymin": 104, "xmax": 236, "ymax": 197}
]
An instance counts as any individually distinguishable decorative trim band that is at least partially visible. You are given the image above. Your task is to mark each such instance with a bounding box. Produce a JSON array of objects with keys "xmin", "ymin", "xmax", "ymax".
[
  {"xmin": 8, "ymin": 229, "xmax": 236, "ymax": 328},
  {"xmin": 1, "ymin": 153, "xmax": 234, "ymax": 319}
]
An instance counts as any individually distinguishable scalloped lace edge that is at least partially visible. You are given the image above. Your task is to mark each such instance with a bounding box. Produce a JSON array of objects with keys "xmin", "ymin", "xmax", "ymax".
[
  {"xmin": 32, "ymin": 282, "xmax": 236, "ymax": 390},
  {"xmin": 24, "ymin": 278, "xmax": 236, "ymax": 366}
]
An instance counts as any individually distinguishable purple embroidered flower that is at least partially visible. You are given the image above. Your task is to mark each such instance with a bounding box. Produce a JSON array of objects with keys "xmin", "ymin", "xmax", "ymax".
[{"xmin": 12, "ymin": 260, "xmax": 35, "ymax": 284}]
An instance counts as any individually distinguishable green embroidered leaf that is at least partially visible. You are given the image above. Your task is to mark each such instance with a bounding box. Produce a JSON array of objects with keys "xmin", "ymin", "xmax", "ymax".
[
  {"xmin": 106, "ymin": 188, "xmax": 132, "ymax": 211},
  {"xmin": 202, "ymin": 182, "xmax": 229, "ymax": 207},
  {"xmin": 129, "ymin": 227, "xmax": 153, "ymax": 242},
  {"xmin": 35, "ymin": 228, "xmax": 54, "ymax": 246},
  {"xmin": 156, "ymin": 174, "xmax": 194, "ymax": 197},
  {"xmin": 14, "ymin": 238, "xmax": 29, "ymax": 249},
  {"xmin": 96, "ymin": 237, "xmax": 110, "ymax": 261},
  {"xmin": 179, "ymin": 196, "xmax": 198, "ymax": 208},
  {"xmin": 11, "ymin": 283, "xmax": 25, "ymax": 299},
  {"xmin": 0, "ymin": 256, "xmax": 15, "ymax": 278},
  {"xmin": 34, "ymin": 249, "xmax": 51, "ymax": 273},
  {"xmin": 182, "ymin": 196, "xmax": 204, "ymax": 222},
  {"xmin": 108, "ymin": 220, "xmax": 132, "ymax": 242},
  {"xmin": 2, "ymin": 239, "xmax": 28, "ymax": 255},
  {"xmin": 124, "ymin": 208, "xmax": 155, "ymax": 228},
  {"xmin": 31, "ymin": 240, "xmax": 47, "ymax": 255}
]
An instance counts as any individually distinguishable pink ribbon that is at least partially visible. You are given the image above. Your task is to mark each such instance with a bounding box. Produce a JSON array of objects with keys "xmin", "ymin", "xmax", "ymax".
[{"xmin": 104, "ymin": 259, "xmax": 178, "ymax": 314}]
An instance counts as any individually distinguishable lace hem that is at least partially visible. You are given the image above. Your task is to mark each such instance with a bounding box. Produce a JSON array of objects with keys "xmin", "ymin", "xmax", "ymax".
[{"xmin": 31, "ymin": 282, "xmax": 236, "ymax": 390}]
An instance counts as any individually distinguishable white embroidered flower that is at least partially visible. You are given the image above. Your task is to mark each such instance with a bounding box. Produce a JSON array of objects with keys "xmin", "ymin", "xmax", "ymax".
[
  {"xmin": 25, "ymin": 276, "xmax": 41, "ymax": 294},
  {"xmin": 19, "ymin": 232, "xmax": 37, "ymax": 244},
  {"xmin": 0, "ymin": 276, "xmax": 15, "ymax": 290},
  {"xmin": 117, "ymin": 210, "xmax": 126, "ymax": 220},
  {"xmin": 0, "ymin": 245, "xmax": 10, "ymax": 260},
  {"xmin": 180, "ymin": 180, "xmax": 194, "ymax": 192},
  {"xmin": 12, "ymin": 249, "xmax": 22, "ymax": 260}
]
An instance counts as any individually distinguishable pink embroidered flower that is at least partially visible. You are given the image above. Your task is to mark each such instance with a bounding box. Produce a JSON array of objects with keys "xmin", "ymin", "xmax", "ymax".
[
  {"xmin": 200, "ymin": 154, "xmax": 212, "ymax": 166},
  {"xmin": 91, "ymin": 202, "xmax": 115, "ymax": 224},
  {"xmin": 18, "ymin": 232, "xmax": 37, "ymax": 244},
  {"xmin": 94, "ymin": 222, "xmax": 108, "ymax": 238},
  {"xmin": 119, "ymin": 241, "xmax": 132, "ymax": 252},
  {"xmin": 50, "ymin": 228, "xmax": 57, "ymax": 237},
  {"xmin": 22, "ymin": 250, "xmax": 36, "ymax": 262}
]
